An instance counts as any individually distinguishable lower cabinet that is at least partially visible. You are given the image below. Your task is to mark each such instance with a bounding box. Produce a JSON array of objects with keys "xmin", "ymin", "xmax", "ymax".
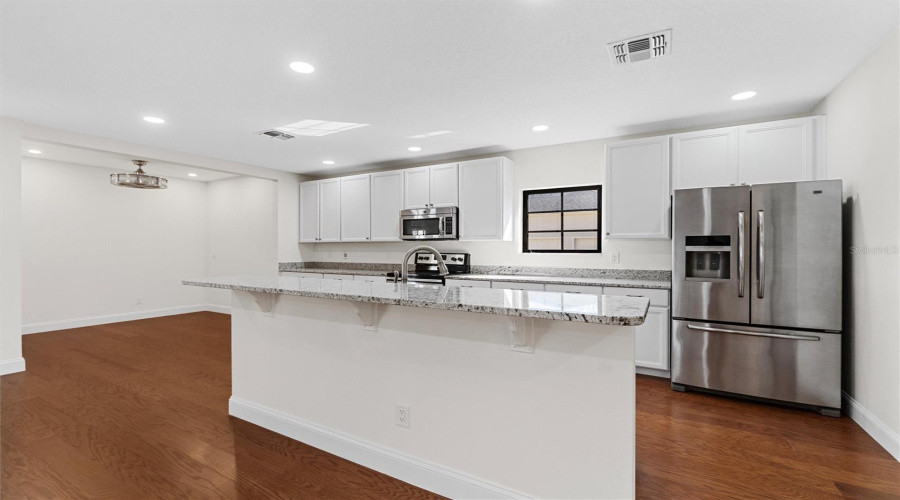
[
  {"xmin": 281, "ymin": 271, "xmax": 324, "ymax": 279},
  {"xmin": 322, "ymin": 274, "xmax": 353, "ymax": 280},
  {"xmin": 544, "ymin": 284, "xmax": 603, "ymax": 294},
  {"xmin": 634, "ymin": 306, "xmax": 670, "ymax": 372},
  {"xmin": 353, "ymin": 275, "xmax": 388, "ymax": 282}
]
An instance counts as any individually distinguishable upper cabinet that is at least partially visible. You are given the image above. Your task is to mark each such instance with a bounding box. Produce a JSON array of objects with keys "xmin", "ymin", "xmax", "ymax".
[
  {"xmin": 672, "ymin": 116, "xmax": 824, "ymax": 190},
  {"xmin": 403, "ymin": 163, "xmax": 458, "ymax": 209},
  {"xmin": 299, "ymin": 181, "xmax": 320, "ymax": 243},
  {"xmin": 671, "ymin": 126, "xmax": 739, "ymax": 190},
  {"xmin": 340, "ymin": 174, "xmax": 371, "ymax": 242},
  {"xmin": 370, "ymin": 171, "xmax": 403, "ymax": 241},
  {"xmin": 458, "ymin": 157, "xmax": 514, "ymax": 241},
  {"xmin": 319, "ymin": 178, "xmax": 342, "ymax": 242},
  {"xmin": 605, "ymin": 136, "xmax": 671, "ymax": 239}
]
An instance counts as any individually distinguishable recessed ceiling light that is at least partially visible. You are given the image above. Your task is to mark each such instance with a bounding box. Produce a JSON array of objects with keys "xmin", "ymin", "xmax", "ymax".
[
  {"xmin": 532, "ymin": 125, "xmax": 549, "ymax": 132},
  {"xmin": 143, "ymin": 116, "xmax": 165, "ymax": 124},
  {"xmin": 322, "ymin": 160, "xmax": 335, "ymax": 165},
  {"xmin": 408, "ymin": 146, "xmax": 422, "ymax": 152},
  {"xmin": 407, "ymin": 131, "xmax": 452, "ymax": 139},
  {"xmin": 188, "ymin": 173, "xmax": 198, "ymax": 177},
  {"xmin": 731, "ymin": 91, "xmax": 757, "ymax": 101},
  {"xmin": 27, "ymin": 149, "xmax": 42, "ymax": 154},
  {"xmin": 289, "ymin": 61, "xmax": 315, "ymax": 74}
]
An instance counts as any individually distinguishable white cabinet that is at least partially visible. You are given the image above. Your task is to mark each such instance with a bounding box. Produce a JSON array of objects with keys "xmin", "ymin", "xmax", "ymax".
[
  {"xmin": 491, "ymin": 281, "xmax": 545, "ymax": 291},
  {"xmin": 319, "ymin": 178, "xmax": 342, "ymax": 242},
  {"xmin": 458, "ymin": 157, "xmax": 514, "ymax": 241},
  {"xmin": 739, "ymin": 117, "xmax": 819, "ymax": 185},
  {"xmin": 322, "ymin": 274, "xmax": 353, "ymax": 280},
  {"xmin": 605, "ymin": 136, "xmax": 671, "ymax": 239},
  {"xmin": 370, "ymin": 171, "xmax": 402, "ymax": 241},
  {"xmin": 340, "ymin": 174, "xmax": 371, "ymax": 242},
  {"xmin": 544, "ymin": 284, "xmax": 603, "ymax": 294},
  {"xmin": 671, "ymin": 116, "xmax": 824, "ymax": 191},
  {"xmin": 403, "ymin": 166, "xmax": 431, "ymax": 209},
  {"xmin": 671, "ymin": 126, "xmax": 739, "ymax": 190},
  {"xmin": 299, "ymin": 181, "xmax": 320, "ymax": 242},
  {"xmin": 445, "ymin": 278, "xmax": 491, "ymax": 288},
  {"xmin": 283, "ymin": 272, "xmax": 324, "ymax": 279},
  {"xmin": 403, "ymin": 163, "xmax": 458, "ymax": 209},
  {"xmin": 354, "ymin": 275, "xmax": 387, "ymax": 282},
  {"xmin": 602, "ymin": 286, "xmax": 670, "ymax": 372}
]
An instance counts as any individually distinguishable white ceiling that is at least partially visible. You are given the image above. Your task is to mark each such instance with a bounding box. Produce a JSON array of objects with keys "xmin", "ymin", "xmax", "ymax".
[
  {"xmin": 2, "ymin": 1, "xmax": 897, "ymax": 176},
  {"xmin": 21, "ymin": 141, "xmax": 237, "ymax": 182}
]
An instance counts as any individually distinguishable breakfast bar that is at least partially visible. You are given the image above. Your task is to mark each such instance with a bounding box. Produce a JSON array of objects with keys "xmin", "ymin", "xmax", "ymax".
[{"xmin": 184, "ymin": 275, "xmax": 650, "ymax": 499}]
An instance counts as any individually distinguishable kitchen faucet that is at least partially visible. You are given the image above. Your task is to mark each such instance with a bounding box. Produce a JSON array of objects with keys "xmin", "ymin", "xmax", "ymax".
[{"xmin": 400, "ymin": 245, "xmax": 449, "ymax": 283}]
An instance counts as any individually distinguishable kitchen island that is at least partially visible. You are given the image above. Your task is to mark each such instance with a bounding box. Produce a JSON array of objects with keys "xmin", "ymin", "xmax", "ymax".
[{"xmin": 183, "ymin": 275, "xmax": 650, "ymax": 499}]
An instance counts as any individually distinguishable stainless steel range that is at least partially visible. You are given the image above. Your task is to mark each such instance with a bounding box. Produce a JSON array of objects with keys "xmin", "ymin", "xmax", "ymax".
[
  {"xmin": 671, "ymin": 180, "xmax": 843, "ymax": 416},
  {"xmin": 406, "ymin": 252, "xmax": 470, "ymax": 284}
]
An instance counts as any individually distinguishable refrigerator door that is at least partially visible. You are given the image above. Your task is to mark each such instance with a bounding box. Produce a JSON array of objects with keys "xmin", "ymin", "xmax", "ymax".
[
  {"xmin": 671, "ymin": 319, "xmax": 841, "ymax": 409},
  {"xmin": 750, "ymin": 180, "xmax": 842, "ymax": 331},
  {"xmin": 673, "ymin": 185, "xmax": 751, "ymax": 323}
]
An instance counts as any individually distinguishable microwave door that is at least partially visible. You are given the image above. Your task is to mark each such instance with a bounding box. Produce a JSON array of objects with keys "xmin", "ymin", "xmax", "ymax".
[
  {"xmin": 673, "ymin": 185, "xmax": 751, "ymax": 324},
  {"xmin": 750, "ymin": 181, "xmax": 842, "ymax": 331},
  {"xmin": 402, "ymin": 217, "xmax": 443, "ymax": 239}
]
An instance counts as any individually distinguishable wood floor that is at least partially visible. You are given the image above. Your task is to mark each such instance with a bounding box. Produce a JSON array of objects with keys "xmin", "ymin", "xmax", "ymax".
[{"xmin": 1, "ymin": 313, "xmax": 897, "ymax": 499}]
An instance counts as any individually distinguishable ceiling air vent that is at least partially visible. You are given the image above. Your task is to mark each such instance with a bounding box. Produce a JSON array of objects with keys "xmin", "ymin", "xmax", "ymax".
[
  {"xmin": 256, "ymin": 129, "xmax": 295, "ymax": 141},
  {"xmin": 608, "ymin": 29, "xmax": 671, "ymax": 66}
]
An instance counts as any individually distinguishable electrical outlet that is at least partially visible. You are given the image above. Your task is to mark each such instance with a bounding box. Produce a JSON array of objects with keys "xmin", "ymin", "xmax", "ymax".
[
  {"xmin": 343, "ymin": 252, "xmax": 349, "ymax": 260},
  {"xmin": 395, "ymin": 404, "xmax": 410, "ymax": 428},
  {"xmin": 135, "ymin": 297, "xmax": 143, "ymax": 305},
  {"xmin": 610, "ymin": 252, "xmax": 620, "ymax": 265}
]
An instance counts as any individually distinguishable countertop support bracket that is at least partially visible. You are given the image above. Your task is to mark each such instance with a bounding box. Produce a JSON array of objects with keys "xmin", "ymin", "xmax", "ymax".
[
  {"xmin": 350, "ymin": 301, "xmax": 380, "ymax": 332},
  {"xmin": 507, "ymin": 317, "xmax": 535, "ymax": 354},
  {"xmin": 250, "ymin": 292, "xmax": 278, "ymax": 316}
]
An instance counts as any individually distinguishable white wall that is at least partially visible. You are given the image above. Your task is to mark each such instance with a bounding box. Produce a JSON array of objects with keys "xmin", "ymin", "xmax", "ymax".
[
  {"xmin": 0, "ymin": 117, "xmax": 25, "ymax": 374},
  {"xmin": 21, "ymin": 158, "xmax": 210, "ymax": 328},
  {"xmin": 206, "ymin": 176, "xmax": 278, "ymax": 307},
  {"xmin": 813, "ymin": 28, "xmax": 899, "ymax": 459}
]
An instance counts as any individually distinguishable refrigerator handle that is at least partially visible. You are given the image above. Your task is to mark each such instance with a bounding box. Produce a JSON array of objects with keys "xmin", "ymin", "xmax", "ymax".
[
  {"xmin": 757, "ymin": 210, "xmax": 765, "ymax": 299},
  {"xmin": 687, "ymin": 324, "xmax": 820, "ymax": 341},
  {"xmin": 738, "ymin": 211, "xmax": 745, "ymax": 297}
]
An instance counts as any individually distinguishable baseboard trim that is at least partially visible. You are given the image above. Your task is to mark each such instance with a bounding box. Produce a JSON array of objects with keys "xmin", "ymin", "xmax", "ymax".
[
  {"xmin": 636, "ymin": 366, "xmax": 670, "ymax": 378},
  {"xmin": 842, "ymin": 391, "xmax": 900, "ymax": 461},
  {"xmin": 0, "ymin": 357, "xmax": 26, "ymax": 376},
  {"xmin": 22, "ymin": 304, "xmax": 231, "ymax": 334},
  {"xmin": 228, "ymin": 397, "xmax": 532, "ymax": 500}
]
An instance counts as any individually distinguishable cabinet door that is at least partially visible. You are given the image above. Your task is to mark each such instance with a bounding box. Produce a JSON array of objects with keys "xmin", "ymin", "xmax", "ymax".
[
  {"xmin": 458, "ymin": 157, "xmax": 511, "ymax": 240},
  {"xmin": 318, "ymin": 178, "xmax": 342, "ymax": 242},
  {"xmin": 671, "ymin": 127, "xmax": 739, "ymax": 190},
  {"xmin": 299, "ymin": 181, "xmax": 320, "ymax": 242},
  {"xmin": 340, "ymin": 174, "xmax": 371, "ymax": 242},
  {"xmin": 370, "ymin": 171, "xmax": 403, "ymax": 241},
  {"xmin": 403, "ymin": 166, "xmax": 431, "ymax": 209},
  {"xmin": 739, "ymin": 117, "xmax": 814, "ymax": 185},
  {"xmin": 445, "ymin": 278, "xmax": 491, "ymax": 288},
  {"xmin": 635, "ymin": 306, "xmax": 669, "ymax": 370},
  {"xmin": 544, "ymin": 284, "xmax": 603, "ymax": 294},
  {"xmin": 354, "ymin": 275, "xmax": 388, "ymax": 282},
  {"xmin": 605, "ymin": 136, "xmax": 671, "ymax": 239},
  {"xmin": 429, "ymin": 163, "xmax": 459, "ymax": 207}
]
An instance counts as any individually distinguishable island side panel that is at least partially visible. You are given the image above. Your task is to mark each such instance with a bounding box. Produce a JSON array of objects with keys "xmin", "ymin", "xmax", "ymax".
[{"xmin": 229, "ymin": 290, "xmax": 635, "ymax": 499}]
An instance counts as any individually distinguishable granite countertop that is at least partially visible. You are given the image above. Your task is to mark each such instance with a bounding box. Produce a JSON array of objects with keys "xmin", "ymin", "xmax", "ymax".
[
  {"xmin": 184, "ymin": 275, "xmax": 650, "ymax": 326},
  {"xmin": 282, "ymin": 268, "xmax": 392, "ymax": 277},
  {"xmin": 449, "ymin": 274, "xmax": 670, "ymax": 290}
]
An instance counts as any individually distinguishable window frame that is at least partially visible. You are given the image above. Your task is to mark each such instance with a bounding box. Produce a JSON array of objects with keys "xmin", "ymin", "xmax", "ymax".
[{"xmin": 522, "ymin": 185, "xmax": 602, "ymax": 254}]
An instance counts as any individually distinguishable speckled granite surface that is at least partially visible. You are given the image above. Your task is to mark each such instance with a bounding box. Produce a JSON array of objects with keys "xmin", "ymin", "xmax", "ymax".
[
  {"xmin": 279, "ymin": 262, "xmax": 671, "ymax": 289},
  {"xmin": 184, "ymin": 275, "xmax": 650, "ymax": 325}
]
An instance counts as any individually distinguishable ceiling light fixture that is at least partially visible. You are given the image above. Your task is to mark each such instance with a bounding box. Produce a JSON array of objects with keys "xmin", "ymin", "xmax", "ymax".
[
  {"xmin": 289, "ymin": 61, "xmax": 315, "ymax": 74},
  {"xmin": 143, "ymin": 116, "xmax": 165, "ymax": 124},
  {"xmin": 274, "ymin": 119, "xmax": 368, "ymax": 137},
  {"xmin": 322, "ymin": 160, "xmax": 335, "ymax": 165},
  {"xmin": 407, "ymin": 131, "xmax": 452, "ymax": 139},
  {"xmin": 408, "ymin": 146, "xmax": 422, "ymax": 152},
  {"xmin": 188, "ymin": 173, "xmax": 198, "ymax": 177},
  {"xmin": 731, "ymin": 91, "xmax": 757, "ymax": 101},
  {"xmin": 110, "ymin": 160, "xmax": 168, "ymax": 189},
  {"xmin": 27, "ymin": 149, "xmax": 42, "ymax": 154},
  {"xmin": 532, "ymin": 125, "xmax": 549, "ymax": 132}
]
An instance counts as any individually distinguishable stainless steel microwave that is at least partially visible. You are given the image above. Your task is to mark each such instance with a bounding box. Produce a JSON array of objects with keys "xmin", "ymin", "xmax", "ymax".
[{"xmin": 400, "ymin": 207, "xmax": 458, "ymax": 240}]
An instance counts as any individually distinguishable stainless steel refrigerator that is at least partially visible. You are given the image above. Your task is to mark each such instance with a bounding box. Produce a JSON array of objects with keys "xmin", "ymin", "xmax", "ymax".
[{"xmin": 671, "ymin": 180, "xmax": 842, "ymax": 416}]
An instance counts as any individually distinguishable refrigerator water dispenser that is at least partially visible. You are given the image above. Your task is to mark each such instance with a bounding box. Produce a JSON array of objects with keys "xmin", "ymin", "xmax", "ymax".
[{"xmin": 684, "ymin": 235, "xmax": 731, "ymax": 281}]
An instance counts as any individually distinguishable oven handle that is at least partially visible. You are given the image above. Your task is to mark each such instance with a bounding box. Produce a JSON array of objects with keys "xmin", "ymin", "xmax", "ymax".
[{"xmin": 687, "ymin": 324, "xmax": 819, "ymax": 341}]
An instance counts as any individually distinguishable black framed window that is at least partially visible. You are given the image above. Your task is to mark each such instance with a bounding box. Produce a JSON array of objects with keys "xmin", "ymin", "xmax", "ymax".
[{"xmin": 523, "ymin": 185, "xmax": 601, "ymax": 253}]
